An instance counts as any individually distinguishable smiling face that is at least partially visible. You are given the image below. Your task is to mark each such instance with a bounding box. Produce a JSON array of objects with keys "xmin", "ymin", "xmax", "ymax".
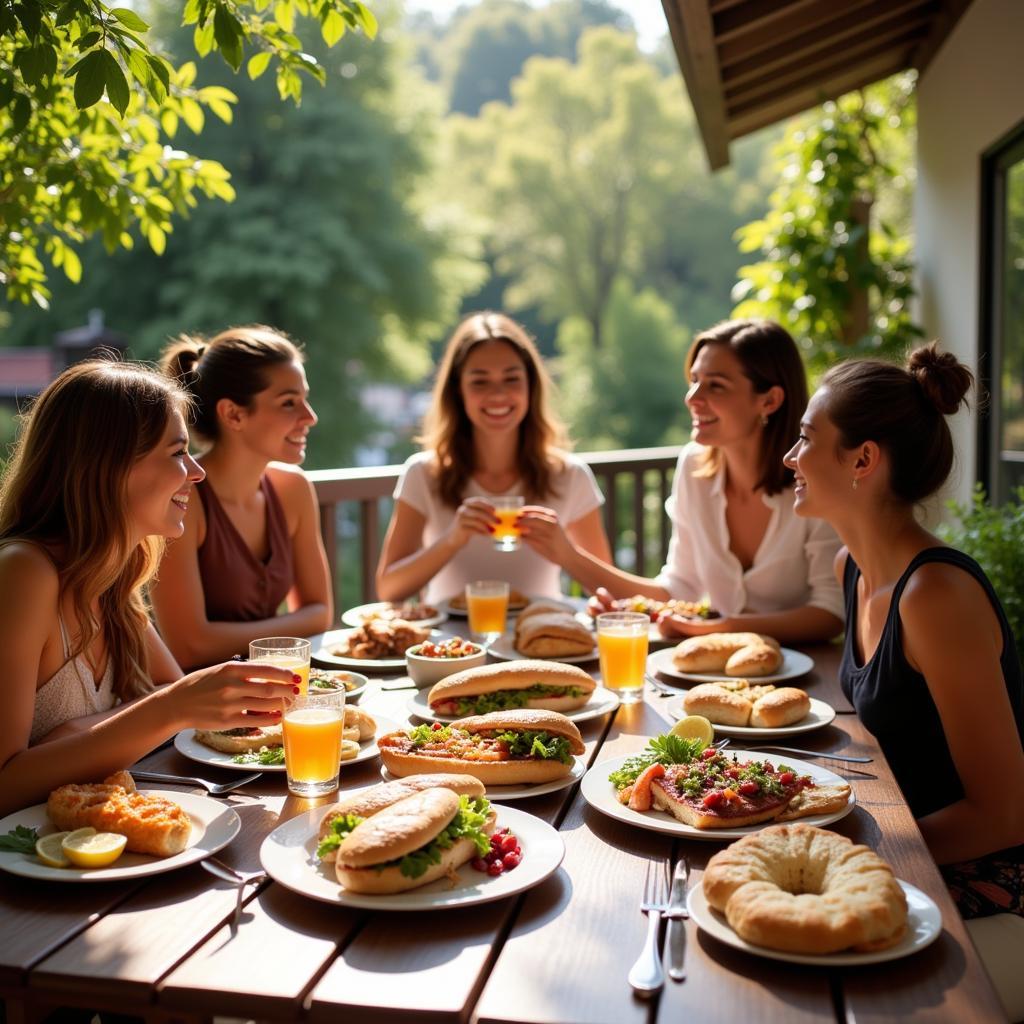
[
  {"xmin": 233, "ymin": 359, "xmax": 317, "ymax": 464},
  {"xmin": 685, "ymin": 343, "xmax": 775, "ymax": 449},
  {"xmin": 458, "ymin": 340, "xmax": 530, "ymax": 436},
  {"xmin": 125, "ymin": 408, "xmax": 205, "ymax": 541},
  {"xmin": 784, "ymin": 388, "xmax": 856, "ymax": 518}
]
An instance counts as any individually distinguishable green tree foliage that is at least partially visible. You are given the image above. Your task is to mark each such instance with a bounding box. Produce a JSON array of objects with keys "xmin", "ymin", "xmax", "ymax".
[
  {"xmin": 556, "ymin": 278, "xmax": 690, "ymax": 450},
  {"xmin": 0, "ymin": 0, "xmax": 377, "ymax": 306},
  {"xmin": 2, "ymin": 5, "xmax": 485, "ymax": 469},
  {"xmin": 731, "ymin": 72, "xmax": 922, "ymax": 371}
]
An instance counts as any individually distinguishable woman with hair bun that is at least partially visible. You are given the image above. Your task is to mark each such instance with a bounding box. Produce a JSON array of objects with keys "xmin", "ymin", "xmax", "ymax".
[
  {"xmin": 153, "ymin": 326, "xmax": 332, "ymax": 670},
  {"xmin": 376, "ymin": 311, "xmax": 612, "ymax": 603},
  {"xmin": 785, "ymin": 343, "xmax": 1024, "ymax": 1018},
  {"xmin": 0, "ymin": 360, "xmax": 298, "ymax": 815}
]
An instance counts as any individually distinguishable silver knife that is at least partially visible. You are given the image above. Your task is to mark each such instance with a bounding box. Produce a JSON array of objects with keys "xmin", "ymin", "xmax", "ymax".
[{"xmin": 665, "ymin": 857, "xmax": 690, "ymax": 982}]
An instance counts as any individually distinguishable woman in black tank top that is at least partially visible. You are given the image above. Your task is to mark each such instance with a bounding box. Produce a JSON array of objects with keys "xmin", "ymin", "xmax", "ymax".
[{"xmin": 783, "ymin": 345, "xmax": 1024, "ymax": 940}]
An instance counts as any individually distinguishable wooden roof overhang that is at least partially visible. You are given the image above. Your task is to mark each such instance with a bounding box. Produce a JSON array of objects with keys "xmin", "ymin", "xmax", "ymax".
[{"xmin": 661, "ymin": 0, "xmax": 975, "ymax": 170}]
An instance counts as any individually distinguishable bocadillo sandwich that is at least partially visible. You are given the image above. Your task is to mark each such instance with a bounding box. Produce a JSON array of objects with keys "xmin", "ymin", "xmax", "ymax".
[
  {"xmin": 326, "ymin": 788, "xmax": 497, "ymax": 894},
  {"xmin": 427, "ymin": 661, "xmax": 595, "ymax": 717},
  {"xmin": 378, "ymin": 708, "xmax": 585, "ymax": 785}
]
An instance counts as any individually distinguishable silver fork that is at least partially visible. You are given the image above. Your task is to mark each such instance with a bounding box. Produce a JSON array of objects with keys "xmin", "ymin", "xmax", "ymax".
[
  {"xmin": 645, "ymin": 673, "xmax": 680, "ymax": 699},
  {"xmin": 130, "ymin": 769, "xmax": 262, "ymax": 795},
  {"xmin": 628, "ymin": 857, "xmax": 670, "ymax": 996},
  {"xmin": 739, "ymin": 744, "xmax": 873, "ymax": 764},
  {"xmin": 201, "ymin": 857, "xmax": 267, "ymax": 934}
]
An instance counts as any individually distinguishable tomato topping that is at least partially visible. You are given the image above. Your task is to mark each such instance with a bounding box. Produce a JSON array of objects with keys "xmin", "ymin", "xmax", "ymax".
[
  {"xmin": 724, "ymin": 767, "xmax": 740, "ymax": 779},
  {"xmin": 779, "ymin": 771, "xmax": 795, "ymax": 785},
  {"xmin": 702, "ymin": 790, "xmax": 724, "ymax": 808},
  {"xmin": 739, "ymin": 781, "xmax": 758, "ymax": 795},
  {"xmin": 701, "ymin": 747, "xmax": 718, "ymax": 760},
  {"xmin": 722, "ymin": 788, "xmax": 738, "ymax": 800}
]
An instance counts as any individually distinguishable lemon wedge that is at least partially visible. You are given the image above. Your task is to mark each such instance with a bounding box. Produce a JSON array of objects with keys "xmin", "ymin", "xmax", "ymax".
[
  {"xmin": 670, "ymin": 714, "xmax": 715, "ymax": 748},
  {"xmin": 61, "ymin": 828, "xmax": 127, "ymax": 868},
  {"xmin": 36, "ymin": 832, "xmax": 72, "ymax": 868}
]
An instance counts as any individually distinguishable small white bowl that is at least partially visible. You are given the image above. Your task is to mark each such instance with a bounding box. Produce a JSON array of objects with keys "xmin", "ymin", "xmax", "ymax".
[{"xmin": 405, "ymin": 643, "xmax": 486, "ymax": 689}]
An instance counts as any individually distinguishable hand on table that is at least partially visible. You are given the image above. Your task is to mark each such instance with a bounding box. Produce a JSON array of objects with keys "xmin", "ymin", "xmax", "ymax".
[{"xmin": 656, "ymin": 611, "xmax": 732, "ymax": 639}]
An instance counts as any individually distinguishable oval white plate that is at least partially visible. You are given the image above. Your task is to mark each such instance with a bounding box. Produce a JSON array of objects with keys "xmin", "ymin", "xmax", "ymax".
[
  {"xmin": 260, "ymin": 802, "xmax": 563, "ymax": 910},
  {"xmin": 663, "ymin": 696, "xmax": 837, "ymax": 740},
  {"xmin": 407, "ymin": 684, "xmax": 620, "ymax": 724},
  {"xmin": 313, "ymin": 628, "xmax": 441, "ymax": 671},
  {"xmin": 486, "ymin": 634, "xmax": 598, "ymax": 665},
  {"xmin": 688, "ymin": 880, "xmax": 942, "ymax": 965},
  {"xmin": 380, "ymin": 756, "xmax": 586, "ymax": 801},
  {"xmin": 580, "ymin": 751, "xmax": 855, "ymax": 841},
  {"xmin": 341, "ymin": 602, "xmax": 448, "ymax": 629},
  {"xmin": 0, "ymin": 790, "xmax": 240, "ymax": 882},
  {"xmin": 174, "ymin": 716, "xmax": 401, "ymax": 773},
  {"xmin": 647, "ymin": 646, "xmax": 814, "ymax": 684}
]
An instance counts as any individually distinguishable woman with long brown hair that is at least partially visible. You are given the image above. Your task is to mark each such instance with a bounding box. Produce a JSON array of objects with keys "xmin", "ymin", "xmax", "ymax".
[
  {"xmin": 376, "ymin": 311, "xmax": 612, "ymax": 603},
  {"xmin": 0, "ymin": 360, "xmax": 298, "ymax": 816},
  {"xmin": 536, "ymin": 319, "xmax": 844, "ymax": 645},
  {"xmin": 152, "ymin": 326, "xmax": 332, "ymax": 670},
  {"xmin": 785, "ymin": 345, "xmax": 1024, "ymax": 1018}
]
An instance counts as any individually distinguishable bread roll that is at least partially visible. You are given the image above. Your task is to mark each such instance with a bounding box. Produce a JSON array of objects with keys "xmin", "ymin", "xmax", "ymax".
[
  {"xmin": 672, "ymin": 633, "xmax": 782, "ymax": 677},
  {"xmin": 749, "ymin": 688, "xmax": 810, "ymax": 728},
  {"xmin": 344, "ymin": 706, "xmax": 377, "ymax": 741},
  {"xmin": 682, "ymin": 684, "xmax": 753, "ymax": 726},
  {"xmin": 515, "ymin": 612, "xmax": 595, "ymax": 658}
]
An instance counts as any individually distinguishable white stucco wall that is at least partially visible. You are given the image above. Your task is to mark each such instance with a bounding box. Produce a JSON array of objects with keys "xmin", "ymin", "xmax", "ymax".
[{"xmin": 915, "ymin": 0, "xmax": 1024, "ymax": 512}]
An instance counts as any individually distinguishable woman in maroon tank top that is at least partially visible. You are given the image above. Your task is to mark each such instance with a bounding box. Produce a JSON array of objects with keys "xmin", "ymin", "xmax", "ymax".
[{"xmin": 152, "ymin": 326, "xmax": 333, "ymax": 670}]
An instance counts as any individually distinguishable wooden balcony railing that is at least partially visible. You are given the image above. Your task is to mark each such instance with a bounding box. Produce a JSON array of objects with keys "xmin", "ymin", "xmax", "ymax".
[{"xmin": 309, "ymin": 445, "xmax": 682, "ymax": 619}]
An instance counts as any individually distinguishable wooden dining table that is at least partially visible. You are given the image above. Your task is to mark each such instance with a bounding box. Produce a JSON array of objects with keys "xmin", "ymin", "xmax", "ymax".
[{"xmin": 0, "ymin": 619, "xmax": 1008, "ymax": 1024}]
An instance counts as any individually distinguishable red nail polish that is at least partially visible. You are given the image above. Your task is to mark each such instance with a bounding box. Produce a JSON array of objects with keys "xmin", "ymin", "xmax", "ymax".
[
  {"xmin": 292, "ymin": 673, "xmax": 302, "ymax": 684},
  {"xmin": 292, "ymin": 685, "xmax": 300, "ymax": 694}
]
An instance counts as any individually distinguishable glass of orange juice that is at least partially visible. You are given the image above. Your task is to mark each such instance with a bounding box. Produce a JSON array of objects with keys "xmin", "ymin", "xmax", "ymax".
[
  {"xmin": 249, "ymin": 637, "xmax": 311, "ymax": 695},
  {"xmin": 596, "ymin": 612, "xmax": 649, "ymax": 704},
  {"xmin": 466, "ymin": 580, "xmax": 510, "ymax": 644},
  {"xmin": 282, "ymin": 690, "xmax": 346, "ymax": 797},
  {"xmin": 492, "ymin": 496, "xmax": 524, "ymax": 552}
]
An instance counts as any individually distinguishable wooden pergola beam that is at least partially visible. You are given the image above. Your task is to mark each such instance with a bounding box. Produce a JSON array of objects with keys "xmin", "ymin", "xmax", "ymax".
[
  {"xmin": 910, "ymin": 0, "xmax": 974, "ymax": 72},
  {"xmin": 661, "ymin": 0, "xmax": 731, "ymax": 170}
]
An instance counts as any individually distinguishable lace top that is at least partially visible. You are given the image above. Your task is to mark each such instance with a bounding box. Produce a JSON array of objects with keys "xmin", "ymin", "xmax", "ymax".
[{"xmin": 30, "ymin": 613, "xmax": 116, "ymax": 744}]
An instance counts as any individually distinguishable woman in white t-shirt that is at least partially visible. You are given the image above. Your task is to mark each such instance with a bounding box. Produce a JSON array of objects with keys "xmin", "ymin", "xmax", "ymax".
[
  {"xmin": 523, "ymin": 319, "xmax": 844, "ymax": 645},
  {"xmin": 376, "ymin": 312, "xmax": 612, "ymax": 604}
]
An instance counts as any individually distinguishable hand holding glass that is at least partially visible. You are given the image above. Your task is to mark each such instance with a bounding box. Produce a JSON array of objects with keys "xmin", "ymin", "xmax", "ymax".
[
  {"xmin": 466, "ymin": 580, "xmax": 509, "ymax": 644},
  {"xmin": 249, "ymin": 637, "xmax": 311, "ymax": 695},
  {"xmin": 492, "ymin": 496, "xmax": 524, "ymax": 552},
  {"xmin": 597, "ymin": 612, "xmax": 649, "ymax": 704},
  {"xmin": 282, "ymin": 689, "xmax": 346, "ymax": 797}
]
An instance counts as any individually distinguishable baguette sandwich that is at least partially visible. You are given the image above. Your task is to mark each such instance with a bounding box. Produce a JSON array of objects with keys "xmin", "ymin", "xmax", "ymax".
[
  {"xmin": 378, "ymin": 709, "xmax": 585, "ymax": 785},
  {"xmin": 328, "ymin": 788, "xmax": 497, "ymax": 894},
  {"xmin": 427, "ymin": 661, "xmax": 596, "ymax": 717},
  {"xmin": 317, "ymin": 773, "xmax": 486, "ymax": 862}
]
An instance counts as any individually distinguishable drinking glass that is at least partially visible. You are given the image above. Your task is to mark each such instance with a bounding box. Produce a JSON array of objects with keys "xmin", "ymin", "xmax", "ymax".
[
  {"xmin": 249, "ymin": 637, "xmax": 311, "ymax": 695},
  {"xmin": 492, "ymin": 496, "xmax": 524, "ymax": 552},
  {"xmin": 282, "ymin": 689, "xmax": 346, "ymax": 797},
  {"xmin": 596, "ymin": 612, "xmax": 649, "ymax": 705},
  {"xmin": 466, "ymin": 580, "xmax": 510, "ymax": 644}
]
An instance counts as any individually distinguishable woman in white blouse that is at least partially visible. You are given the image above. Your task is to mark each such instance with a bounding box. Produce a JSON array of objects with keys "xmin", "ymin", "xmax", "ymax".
[{"xmin": 521, "ymin": 319, "xmax": 844, "ymax": 645}]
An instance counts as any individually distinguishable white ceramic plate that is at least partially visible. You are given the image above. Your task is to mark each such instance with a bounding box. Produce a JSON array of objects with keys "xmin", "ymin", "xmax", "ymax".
[
  {"xmin": 663, "ymin": 696, "xmax": 837, "ymax": 740},
  {"xmin": 341, "ymin": 602, "xmax": 448, "ymax": 629},
  {"xmin": 174, "ymin": 716, "xmax": 401, "ymax": 773},
  {"xmin": 688, "ymin": 880, "xmax": 942, "ymax": 965},
  {"xmin": 259, "ymin": 802, "xmax": 564, "ymax": 909},
  {"xmin": 580, "ymin": 751, "xmax": 855, "ymax": 841},
  {"xmin": 307, "ymin": 669, "xmax": 368, "ymax": 704},
  {"xmin": 313, "ymin": 628, "xmax": 441, "ymax": 671},
  {"xmin": 573, "ymin": 611, "xmax": 702, "ymax": 645},
  {"xmin": 437, "ymin": 594, "xmax": 548, "ymax": 618},
  {"xmin": 486, "ymin": 634, "xmax": 598, "ymax": 665},
  {"xmin": 0, "ymin": 791, "xmax": 240, "ymax": 882},
  {"xmin": 380, "ymin": 756, "xmax": 586, "ymax": 801},
  {"xmin": 646, "ymin": 646, "xmax": 815, "ymax": 684},
  {"xmin": 407, "ymin": 684, "xmax": 620, "ymax": 724}
]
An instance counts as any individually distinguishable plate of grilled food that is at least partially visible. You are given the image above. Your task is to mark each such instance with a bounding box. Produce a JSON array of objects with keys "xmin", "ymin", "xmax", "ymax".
[
  {"xmin": 0, "ymin": 771, "xmax": 240, "ymax": 882},
  {"xmin": 341, "ymin": 601, "xmax": 447, "ymax": 630},
  {"xmin": 580, "ymin": 733, "xmax": 853, "ymax": 841},
  {"xmin": 313, "ymin": 622, "xmax": 437, "ymax": 670}
]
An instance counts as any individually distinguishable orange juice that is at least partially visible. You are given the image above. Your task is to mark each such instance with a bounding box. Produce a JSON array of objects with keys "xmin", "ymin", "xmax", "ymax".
[
  {"xmin": 283, "ymin": 707, "xmax": 344, "ymax": 786},
  {"xmin": 597, "ymin": 613, "xmax": 649, "ymax": 704},
  {"xmin": 467, "ymin": 592, "xmax": 509, "ymax": 636},
  {"xmin": 494, "ymin": 508, "xmax": 521, "ymax": 548},
  {"xmin": 255, "ymin": 656, "xmax": 310, "ymax": 695}
]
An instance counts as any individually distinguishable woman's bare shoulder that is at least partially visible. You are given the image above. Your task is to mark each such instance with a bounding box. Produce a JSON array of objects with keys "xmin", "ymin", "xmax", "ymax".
[{"xmin": 0, "ymin": 542, "xmax": 60, "ymax": 605}]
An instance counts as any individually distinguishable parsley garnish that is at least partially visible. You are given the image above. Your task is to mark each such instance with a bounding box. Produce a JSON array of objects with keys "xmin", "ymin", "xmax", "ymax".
[
  {"xmin": 0, "ymin": 825, "xmax": 39, "ymax": 854},
  {"xmin": 231, "ymin": 746, "xmax": 286, "ymax": 766},
  {"xmin": 608, "ymin": 733, "xmax": 705, "ymax": 791}
]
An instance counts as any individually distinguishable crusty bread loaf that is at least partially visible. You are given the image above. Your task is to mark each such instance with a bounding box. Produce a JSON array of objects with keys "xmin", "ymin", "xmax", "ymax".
[
  {"xmin": 318, "ymin": 774, "xmax": 485, "ymax": 861},
  {"xmin": 515, "ymin": 601, "xmax": 573, "ymax": 630},
  {"xmin": 344, "ymin": 706, "xmax": 376, "ymax": 741},
  {"xmin": 774, "ymin": 784, "xmax": 851, "ymax": 821},
  {"xmin": 515, "ymin": 612, "xmax": 595, "ymax": 658},
  {"xmin": 682, "ymin": 684, "xmax": 753, "ymax": 726},
  {"xmin": 749, "ymin": 687, "xmax": 810, "ymax": 728},
  {"xmin": 672, "ymin": 633, "xmax": 782, "ymax": 677},
  {"xmin": 47, "ymin": 772, "xmax": 191, "ymax": 857},
  {"xmin": 702, "ymin": 824, "xmax": 907, "ymax": 954}
]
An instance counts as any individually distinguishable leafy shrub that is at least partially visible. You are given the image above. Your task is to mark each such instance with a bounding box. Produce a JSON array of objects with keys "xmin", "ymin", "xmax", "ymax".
[{"xmin": 938, "ymin": 484, "xmax": 1024, "ymax": 650}]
